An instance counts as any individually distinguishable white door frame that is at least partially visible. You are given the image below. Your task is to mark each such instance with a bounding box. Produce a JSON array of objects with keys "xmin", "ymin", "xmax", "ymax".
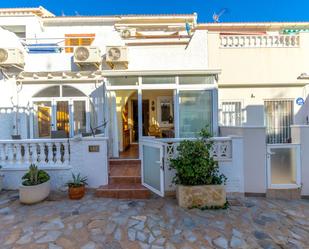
[
  {"xmin": 266, "ymin": 143, "xmax": 301, "ymax": 189},
  {"xmin": 32, "ymin": 97, "xmax": 89, "ymax": 138}
]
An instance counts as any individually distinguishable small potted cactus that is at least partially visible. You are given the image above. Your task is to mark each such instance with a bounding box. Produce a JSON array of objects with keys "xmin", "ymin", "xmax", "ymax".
[
  {"xmin": 19, "ymin": 164, "xmax": 50, "ymax": 204},
  {"xmin": 67, "ymin": 173, "xmax": 88, "ymax": 200}
]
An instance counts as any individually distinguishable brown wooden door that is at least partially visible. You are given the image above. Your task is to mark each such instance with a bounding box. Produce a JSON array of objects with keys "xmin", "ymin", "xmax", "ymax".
[{"xmin": 38, "ymin": 106, "xmax": 51, "ymax": 137}]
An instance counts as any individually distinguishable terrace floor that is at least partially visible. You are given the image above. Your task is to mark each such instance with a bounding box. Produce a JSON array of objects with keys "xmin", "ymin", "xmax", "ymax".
[{"xmin": 0, "ymin": 191, "xmax": 308, "ymax": 249}]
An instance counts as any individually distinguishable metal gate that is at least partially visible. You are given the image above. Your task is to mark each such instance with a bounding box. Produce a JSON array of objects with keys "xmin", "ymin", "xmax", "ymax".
[
  {"xmin": 266, "ymin": 143, "xmax": 301, "ymax": 189},
  {"xmin": 140, "ymin": 138, "xmax": 165, "ymax": 197},
  {"xmin": 264, "ymin": 100, "xmax": 293, "ymax": 144}
]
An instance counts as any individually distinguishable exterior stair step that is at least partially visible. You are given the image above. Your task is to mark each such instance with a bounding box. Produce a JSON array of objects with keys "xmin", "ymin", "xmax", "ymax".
[
  {"xmin": 109, "ymin": 176, "xmax": 141, "ymax": 184},
  {"xmin": 95, "ymin": 184, "xmax": 151, "ymax": 199},
  {"xmin": 109, "ymin": 159, "xmax": 141, "ymax": 177}
]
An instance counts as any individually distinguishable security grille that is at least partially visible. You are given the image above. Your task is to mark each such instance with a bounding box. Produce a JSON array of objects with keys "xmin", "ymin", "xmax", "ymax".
[
  {"xmin": 264, "ymin": 100, "xmax": 293, "ymax": 144},
  {"xmin": 221, "ymin": 101, "xmax": 242, "ymax": 126}
]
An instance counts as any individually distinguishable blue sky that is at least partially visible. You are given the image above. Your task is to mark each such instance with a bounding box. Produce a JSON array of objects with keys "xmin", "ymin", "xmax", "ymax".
[{"xmin": 1, "ymin": 0, "xmax": 309, "ymax": 23}]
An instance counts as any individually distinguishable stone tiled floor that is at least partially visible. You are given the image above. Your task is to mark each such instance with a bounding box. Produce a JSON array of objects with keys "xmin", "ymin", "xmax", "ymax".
[{"xmin": 0, "ymin": 191, "xmax": 308, "ymax": 249}]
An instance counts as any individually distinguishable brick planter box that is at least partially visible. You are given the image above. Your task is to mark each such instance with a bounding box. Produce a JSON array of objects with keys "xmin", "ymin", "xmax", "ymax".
[{"xmin": 176, "ymin": 184, "xmax": 226, "ymax": 208}]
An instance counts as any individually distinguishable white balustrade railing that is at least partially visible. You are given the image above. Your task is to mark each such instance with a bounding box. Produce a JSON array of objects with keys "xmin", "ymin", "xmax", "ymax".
[
  {"xmin": 0, "ymin": 139, "xmax": 70, "ymax": 168},
  {"xmin": 220, "ymin": 34, "xmax": 300, "ymax": 48},
  {"xmin": 149, "ymin": 137, "xmax": 233, "ymax": 164}
]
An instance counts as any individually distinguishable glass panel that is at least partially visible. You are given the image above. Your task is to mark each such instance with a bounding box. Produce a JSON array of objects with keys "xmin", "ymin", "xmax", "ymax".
[
  {"xmin": 179, "ymin": 90, "xmax": 213, "ymax": 138},
  {"xmin": 74, "ymin": 101, "xmax": 86, "ymax": 135},
  {"xmin": 143, "ymin": 145, "xmax": 161, "ymax": 192},
  {"xmin": 33, "ymin": 86, "xmax": 60, "ymax": 98},
  {"xmin": 56, "ymin": 101, "xmax": 69, "ymax": 136},
  {"xmin": 107, "ymin": 76, "xmax": 138, "ymax": 86},
  {"xmin": 34, "ymin": 101, "xmax": 51, "ymax": 138},
  {"xmin": 142, "ymin": 76, "xmax": 175, "ymax": 84},
  {"xmin": 179, "ymin": 75, "xmax": 215, "ymax": 85},
  {"xmin": 62, "ymin": 85, "xmax": 86, "ymax": 97},
  {"xmin": 270, "ymin": 147, "xmax": 297, "ymax": 185}
]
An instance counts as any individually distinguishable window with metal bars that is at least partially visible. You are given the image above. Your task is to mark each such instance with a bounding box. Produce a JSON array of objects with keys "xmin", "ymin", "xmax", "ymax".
[
  {"xmin": 220, "ymin": 101, "xmax": 242, "ymax": 126},
  {"xmin": 264, "ymin": 100, "xmax": 294, "ymax": 144}
]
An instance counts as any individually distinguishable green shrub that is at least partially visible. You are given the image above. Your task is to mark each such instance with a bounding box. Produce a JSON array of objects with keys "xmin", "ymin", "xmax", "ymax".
[
  {"xmin": 170, "ymin": 127, "xmax": 227, "ymax": 186},
  {"xmin": 22, "ymin": 164, "xmax": 50, "ymax": 186}
]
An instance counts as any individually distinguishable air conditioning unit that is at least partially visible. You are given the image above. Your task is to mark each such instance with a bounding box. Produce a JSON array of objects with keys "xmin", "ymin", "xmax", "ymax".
[
  {"xmin": 106, "ymin": 46, "xmax": 128, "ymax": 63},
  {"xmin": 0, "ymin": 48, "xmax": 24, "ymax": 67},
  {"xmin": 73, "ymin": 46, "xmax": 101, "ymax": 65},
  {"xmin": 120, "ymin": 28, "xmax": 136, "ymax": 39}
]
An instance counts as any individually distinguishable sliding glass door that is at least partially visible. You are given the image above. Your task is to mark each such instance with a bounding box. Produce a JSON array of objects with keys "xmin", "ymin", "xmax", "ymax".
[{"xmin": 179, "ymin": 90, "xmax": 213, "ymax": 138}]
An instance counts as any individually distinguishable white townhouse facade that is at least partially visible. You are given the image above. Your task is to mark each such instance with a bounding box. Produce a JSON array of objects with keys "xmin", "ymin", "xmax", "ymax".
[{"xmin": 0, "ymin": 7, "xmax": 308, "ymax": 198}]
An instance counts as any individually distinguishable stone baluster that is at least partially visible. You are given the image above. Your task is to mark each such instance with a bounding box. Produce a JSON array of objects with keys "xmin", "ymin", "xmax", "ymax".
[
  {"xmin": 0, "ymin": 144, "xmax": 6, "ymax": 164},
  {"xmin": 63, "ymin": 142, "xmax": 70, "ymax": 164},
  {"xmin": 38, "ymin": 143, "xmax": 45, "ymax": 164},
  {"xmin": 15, "ymin": 143, "xmax": 22, "ymax": 164},
  {"xmin": 7, "ymin": 143, "xmax": 14, "ymax": 164},
  {"xmin": 32, "ymin": 144, "xmax": 38, "ymax": 164},
  {"xmin": 23, "ymin": 143, "xmax": 30, "ymax": 165},
  {"xmin": 55, "ymin": 142, "xmax": 62, "ymax": 165},
  {"xmin": 46, "ymin": 142, "xmax": 54, "ymax": 165}
]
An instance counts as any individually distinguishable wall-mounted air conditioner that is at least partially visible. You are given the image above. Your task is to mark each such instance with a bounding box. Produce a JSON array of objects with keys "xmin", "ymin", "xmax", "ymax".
[
  {"xmin": 0, "ymin": 48, "xmax": 24, "ymax": 68},
  {"xmin": 73, "ymin": 46, "xmax": 101, "ymax": 66}
]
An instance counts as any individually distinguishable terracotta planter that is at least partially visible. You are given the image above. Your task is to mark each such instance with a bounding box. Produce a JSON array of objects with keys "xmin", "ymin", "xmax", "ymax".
[
  {"xmin": 19, "ymin": 180, "xmax": 50, "ymax": 204},
  {"xmin": 68, "ymin": 185, "xmax": 86, "ymax": 200},
  {"xmin": 176, "ymin": 184, "xmax": 226, "ymax": 208}
]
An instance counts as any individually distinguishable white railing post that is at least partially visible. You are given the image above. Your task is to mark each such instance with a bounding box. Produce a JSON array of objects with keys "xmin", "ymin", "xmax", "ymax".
[
  {"xmin": 7, "ymin": 144, "xmax": 14, "ymax": 165},
  {"xmin": 47, "ymin": 142, "xmax": 54, "ymax": 165},
  {"xmin": 55, "ymin": 142, "xmax": 62, "ymax": 164},
  {"xmin": 23, "ymin": 143, "xmax": 30, "ymax": 165},
  {"xmin": 0, "ymin": 144, "xmax": 5, "ymax": 164},
  {"xmin": 63, "ymin": 142, "xmax": 70, "ymax": 164},
  {"xmin": 15, "ymin": 143, "xmax": 23, "ymax": 164}
]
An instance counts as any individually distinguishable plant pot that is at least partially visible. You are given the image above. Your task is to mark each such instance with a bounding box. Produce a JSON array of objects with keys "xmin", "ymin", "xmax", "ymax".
[
  {"xmin": 0, "ymin": 175, "xmax": 4, "ymax": 191},
  {"xmin": 68, "ymin": 185, "xmax": 85, "ymax": 200},
  {"xmin": 19, "ymin": 180, "xmax": 50, "ymax": 204},
  {"xmin": 176, "ymin": 184, "xmax": 226, "ymax": 208}
]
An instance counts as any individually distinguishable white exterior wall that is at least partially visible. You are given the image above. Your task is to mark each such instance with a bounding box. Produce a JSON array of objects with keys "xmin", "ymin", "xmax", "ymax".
[
  {"xmin": 291, "ymin": 125, "xmax": 309, "ymax": 196},
  {"xmin": 208, "ymin": 31, "xmax": 309, "ymax": 126},
  {"xmin": 1, "ymin": 137, "xmax": 108, "ymax": 190},
  {"xmin": 220, "ymin": 126, "xmax": 267, "ymax": 194}
]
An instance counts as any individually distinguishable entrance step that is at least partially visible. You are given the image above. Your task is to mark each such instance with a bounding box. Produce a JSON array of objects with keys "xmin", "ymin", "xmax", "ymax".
[
  {"xmin": 95, "ymin": 184, "xmax": 150, "ymax": 199},
  {"xmin": 266, "ymin": 188, "xmax": 301, "ymax": 200},
  {"xmin": 95, "ymin": 158, "xmax": 151, "ymax": 199},
  {"xmin": 109, "ymin": 159, "xmax": 141, "ymax": 177},
  {"xmin": 109, "ymin": 176, "xmax": 141, "ymax": 184}
]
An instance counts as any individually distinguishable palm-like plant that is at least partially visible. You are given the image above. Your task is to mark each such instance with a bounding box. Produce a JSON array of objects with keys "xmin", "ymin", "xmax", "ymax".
[{"xmin": 67, "ymin": 173, "xmax": 88, "ymax": 188}]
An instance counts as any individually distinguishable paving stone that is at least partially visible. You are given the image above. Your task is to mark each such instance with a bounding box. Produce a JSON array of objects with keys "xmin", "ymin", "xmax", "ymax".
[
  {"xmin": 230, "ymin": 236, "xmax": 244, "ymax": 248},
  {"xmin": 40, "ymin": 218, "xmax": 64, "ymax": 230},
  {"xmin": 136, "ymin": 231, "xmax": 149, "ymax": 242},
  {"xmin": 213, "ymin": 236, "xmax": 228, "ymax": 249},
  {"xmin": 0, "ymin": 191, "xmax": 307, "ymax": 249},
  {"xmin": 16, "ymin": 232, "xmax": 33, "ymax": 245},
  {"xmin": 36, "ymin": 231, "xmax": 62, "ymax": 243},
  {"xmin": 48, "ymin": 243, "xmax": 63, "ymax": 249},
  {"xmin": 81, "ymin": 241, "xmax": 96, "ymax": 249},
  {"xmin": 128, "ymin": 228, "xmax": 136, "ymax": 241}
]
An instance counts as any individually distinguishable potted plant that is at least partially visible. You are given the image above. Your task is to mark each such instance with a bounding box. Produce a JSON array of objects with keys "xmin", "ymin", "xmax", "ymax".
[
  {"xmin": 170, "ymin": 128, "xmax": 227, "ymax": 208},
  {"xmin": 67, "ymin": 173, "xmax": 88, "ymax": 200},
  {"xmin": 0, "ymin": 166, "xmax": 4, "ymax": 191},
  {"xmin": 19, "ymin": 164, "xmax": 50, "ymax": 204}
]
